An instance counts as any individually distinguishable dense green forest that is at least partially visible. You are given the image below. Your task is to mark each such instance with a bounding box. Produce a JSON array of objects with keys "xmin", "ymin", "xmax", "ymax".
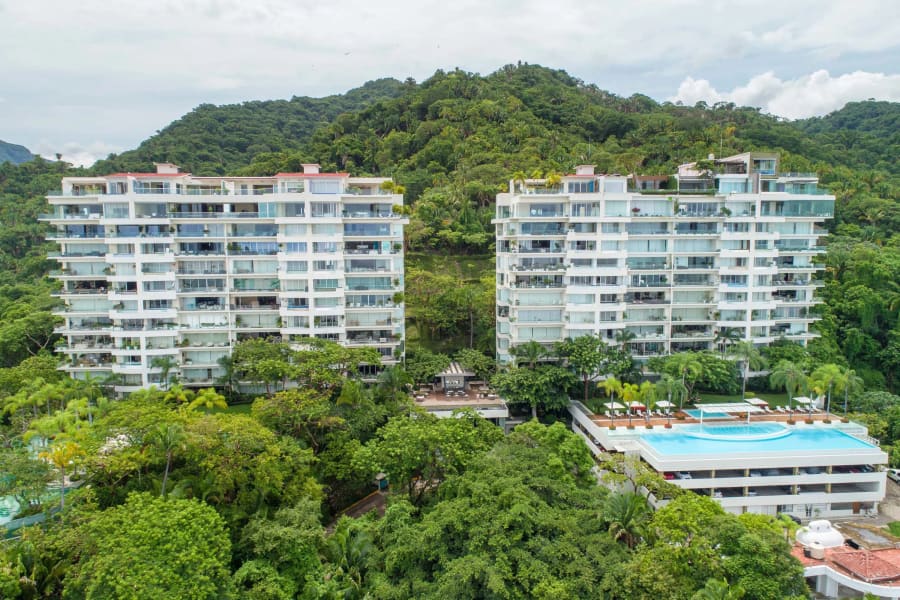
[
  {"xmin": 0, "ymin": 342, "xmax": 807, "ymax": 599},
  {"xmin": 0, "ymin": 63, "xmax": 899, "ymax": 597}
]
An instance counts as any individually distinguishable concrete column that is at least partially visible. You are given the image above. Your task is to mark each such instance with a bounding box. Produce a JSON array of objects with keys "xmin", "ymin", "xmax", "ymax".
[{"xmin": 814, "ymin": 574, "xmax": 838, "ymax": 598}]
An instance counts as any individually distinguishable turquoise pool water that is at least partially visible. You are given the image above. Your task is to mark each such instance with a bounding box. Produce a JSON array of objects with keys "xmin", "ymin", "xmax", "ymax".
[
  {"xmin": 684, "ymin": 408, "xmax": 733, "ymax": 419},
  {"xmin": 681, "ymin": 422, "xmax": 788, "ymax": 440},
  {"xmin": 642, "ymin": 424, "xmax": 876, "ymax": 455}
]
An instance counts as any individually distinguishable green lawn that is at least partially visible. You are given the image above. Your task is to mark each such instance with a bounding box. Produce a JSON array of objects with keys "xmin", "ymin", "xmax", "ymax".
[
  {"xmin": 217, "ymin": 402, "xmax": 253, "ymax": 415},
  {"xmin": 697, "ymin": 392, "xmax": 789, "ymax": 406},
  {"xmin": 887, "ymin": 522, "xmax": 900, "ymax": 537}
]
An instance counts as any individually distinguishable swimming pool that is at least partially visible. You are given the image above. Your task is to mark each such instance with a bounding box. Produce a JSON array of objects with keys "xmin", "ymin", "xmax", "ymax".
[
  {"xmin": 641, "ymin": 424, "xmax": 877, "ymax": 455},
  {"xmin": 684, "ymin": 408, "xmax": 733, "ymax": 419},
  {"xmin": 681, "ymin": 422, "xmax": 789, "ymax": 440}
]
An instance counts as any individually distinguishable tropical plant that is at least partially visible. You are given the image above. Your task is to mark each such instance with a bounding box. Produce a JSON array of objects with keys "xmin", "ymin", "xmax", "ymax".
[
  {"xmin": 151, "ymin": 355, "xmax": 179, "ymax": 390},
  {"xmin": 148, "ymin": 422, "xmax": 187, "ymax": 497},
  {"xmin": 39, "ymin": 440, "xmax": 84, "ymax": 510},
  {"xmin": 768, "ymin": 360, "xmax": 807, "ymax": 414},
  {"xmin": 603, "ymin": 491, "xmax": 650, "ymax": 550},
  {"xmin": 729, "ymin": 341, "xmax": 767, "ymax": 400}
]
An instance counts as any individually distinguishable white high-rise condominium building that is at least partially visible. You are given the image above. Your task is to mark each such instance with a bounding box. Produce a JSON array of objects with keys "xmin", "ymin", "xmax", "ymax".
[
  {"xmin": 44, "ymin": 163, "xmax": 407, "ymax": 394},
  {"xmin": 494, "ymin": 153, "xmax": 834, "ymax": 364}
]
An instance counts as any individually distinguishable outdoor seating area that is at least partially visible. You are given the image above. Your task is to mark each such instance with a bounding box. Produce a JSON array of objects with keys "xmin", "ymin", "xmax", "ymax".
[
  {"xmin": 590, "ymin": 396, "xmax": 835, "ymax": 428},
  {"xmin": 411, "ymin": 363, "xmax": 508, "ymax": 424}
]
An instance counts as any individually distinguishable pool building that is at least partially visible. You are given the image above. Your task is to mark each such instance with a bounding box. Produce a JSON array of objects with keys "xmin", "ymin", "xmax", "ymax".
[{"xmin": 569, "ymin": 401, "xmax": 888, "ymax": 519}]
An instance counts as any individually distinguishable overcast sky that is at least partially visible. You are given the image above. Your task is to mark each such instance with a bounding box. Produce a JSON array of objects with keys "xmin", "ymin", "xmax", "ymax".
[{"xmin": 1, "ymin": 0, "xmax": 898, "ymax": 166}]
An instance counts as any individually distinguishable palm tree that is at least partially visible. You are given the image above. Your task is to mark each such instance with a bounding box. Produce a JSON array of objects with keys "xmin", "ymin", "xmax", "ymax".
[
  {"xmin": 615, "ymin": 329, "xmax": 637, "ymax": 350},
  {"xmin": 692, "ymin": 578, "xmax": 745, "ymax": 600},
  {"xmin": 39, "ymin": 441, "xmax": 84, "ymax": 510},
  {"xmin": 656, "ymin": 374, "xmax": 686, "ymax": 426},
  {"xmin": 729, "ymin": 341, "xmax": 767, "ymax": 400},
  {"xmin": 149, "ymin": 423, "xmax": 186, "ymax": 498},
  {"xmin": 215, "ymin": 355, "xmax": 239, "ymax": 401},
  {"xmin": 597, "ymin": 377, "xmax": 622, "ymax": 424},
  {"xmin": 769, "ymin": 360, "xmax": 807, "ymax": 417},
  {"xmin": 809, "ymin": 364, "xmax": 842, "ymax": 418},
  {"xmin": 715, "ymin": 327, "xmax": 742, "ymax": 358},
  {"xmin": 639, "ymin": 380, "xmax": 658, "ymax": 422},
  {"xmin": 511, "ymin": 340, "xmax": 547, "ymax": 369},
  {"xmin": 324, "ymin": 519, "xmax": 374, "ymax": 599},
  {"xmin": 603, "ymin": 491, "xmax": 650, "ymax": 550},
  {"xmin": 376, "ymin": 365, "xmax": 412, "ymax": 400},
  {"xmin": 836, "ymin": 367, "xmax": 864, "ymax": 415},
  {"xmin": 163, "ymin": 383, "xmax": 194, "ymax": 407},
  {"xmin": 668, "ymin": 353, "xmax": 703, "ymax": 405},
  {"xmin": 622, "ymin": 382, "xmax": 641, "ymax": 427},
  {"xmin": 187, "ymin": 388, "xmax": 228, "ymax": 413},
  {"xmin": 511, "ymin": 170, "xmax": 528, "ymax": 193},
  {"xmin": 151, "ymin": 355, "xmax": 179, "ymax": 390}
]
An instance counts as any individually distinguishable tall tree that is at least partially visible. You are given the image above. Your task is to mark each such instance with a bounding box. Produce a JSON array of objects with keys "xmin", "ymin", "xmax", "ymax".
[{"xmin": 729, "ymin": 341, "xmax": 767, "ymax": 400}]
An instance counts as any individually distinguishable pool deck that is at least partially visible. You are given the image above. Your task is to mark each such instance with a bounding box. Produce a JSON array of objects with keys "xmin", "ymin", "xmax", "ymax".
[{"xmin": 589, "ymin": 409, "xmax": 839, "ymax": 429}]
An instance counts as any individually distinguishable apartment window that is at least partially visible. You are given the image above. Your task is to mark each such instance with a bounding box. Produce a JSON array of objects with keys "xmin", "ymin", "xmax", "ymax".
[
  {"xmin": 286, "ymin": 261, "xmax": 308, "ymax": 273},
  {"xmin": 567, "ymin": 181, "xmax": 596, "ymax": 193},
  {"xmin": 284, "ymin": 242, "xmax": 307, "ymax": 254},
  {"xmin": 314, "ymin": 315, "xmax": 340, "ymax": 327},
  {"xmin": 313, "ymin": 242, "xmax": 338, "ymax": 253},
  {"xmin": 315, "ymin": 297, "xmax": 340, "ymax": 308},
  {"xmin": 284, "ymin": 224, "xmax": 308, "ymax": 236},
  {"xmin": 310, "ymin": 180, "xmax": 341, "ymax": 194},
  {"xmin": 311, "ymin": 202, "xmax": 339, "ymax": 217},
  {"xmin": 313, "ymin": 279, "xmax": 339, "ymax": 291},
  {"xmin": 104, "ymin": 203, "xmax": 129, "ymax": 218},
  {"xmin": 134, "ymin": 181, "xmax": 170, "ymax": 194},
  {"xmin": 313, "ymin": 260, "xmax": 337, "ymax": 271},
  {"xmin": 258, "ymin": 202, "xmax": 277, "ymax": 218}
]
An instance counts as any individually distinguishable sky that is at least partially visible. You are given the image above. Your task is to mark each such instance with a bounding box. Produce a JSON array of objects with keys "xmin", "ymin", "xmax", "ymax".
[{"xmin": 1, "ymin": 0, "xmax": 899, "ymax": 166}]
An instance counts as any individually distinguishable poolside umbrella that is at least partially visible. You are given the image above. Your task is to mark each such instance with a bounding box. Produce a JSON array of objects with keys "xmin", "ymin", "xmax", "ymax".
[
  {"xmin": 793, "ymin": 396, "xmax": 813, "ymax": 417},
  {"xmin": 603, "ymin": 401, "xmax": 624, "ymax": 424},
  {"xmin": 628, "ymin": 401, "xmax": 645, "ymax": 411},
  {"xmin": 744, "ymin": 397, "xmax": 768, "ymax": 407},
  {"xmin": 656, "ymin": 400, "xmax": 674, "ymax": 412}
]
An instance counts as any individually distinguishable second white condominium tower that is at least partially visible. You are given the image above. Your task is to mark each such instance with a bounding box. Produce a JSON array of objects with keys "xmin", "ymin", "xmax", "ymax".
[{"xmin": 494, "ymin": 152, "xmax": 834, "ymax": 364}]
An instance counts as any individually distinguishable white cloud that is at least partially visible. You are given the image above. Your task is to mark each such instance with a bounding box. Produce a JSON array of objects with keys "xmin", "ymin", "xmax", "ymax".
[
  {"xmin": 34, "ymin": 140, "xmax": 121, "ymax": 168},
  {"xmin": 671, "ymin": 70, "xmax": 900, "ymax": 119}
]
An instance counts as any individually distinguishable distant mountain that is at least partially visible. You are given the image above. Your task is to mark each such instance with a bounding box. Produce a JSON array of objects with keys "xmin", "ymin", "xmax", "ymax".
[
  {"xmin": 93, "ymin": 77, "xmax": 407, "ymax": 176},
  {"xmin": 0, "ymin": 140, "xmax": 33, "ymax": 165}
]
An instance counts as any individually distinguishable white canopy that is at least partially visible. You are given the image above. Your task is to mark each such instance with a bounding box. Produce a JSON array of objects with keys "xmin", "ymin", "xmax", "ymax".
[
  {"xmin": 604, "ymin": 401, "xmax": 625, "ymax": 410},
  {"xmin": 628, "ymin": 401, "xmax": 646, "ymax": 409},
  {"xmin": 744, "ymin": 397, "xmax": 768, "ymax": 406},
  {"xmin": 656, "ymin": 400, "xmax": 674, "ymax": 408},
  {"xmin": 793, "ymin": 396, "xmax": 813, "ymax": 405}
]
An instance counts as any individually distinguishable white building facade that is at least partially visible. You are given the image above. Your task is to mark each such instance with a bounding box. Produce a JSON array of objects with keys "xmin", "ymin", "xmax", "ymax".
[
  {"xmin": 494, "ymin": 153, "xmax": 834, "ymax": 364},
  {"xmin": 44, "ymin": 163, "xmax": 407, "ymax": 394}
]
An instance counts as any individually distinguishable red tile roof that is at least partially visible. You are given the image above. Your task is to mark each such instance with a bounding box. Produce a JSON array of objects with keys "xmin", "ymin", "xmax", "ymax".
[{"xmin": 793, "ymin": 545, "xmax": 900, "ymax": 585}]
